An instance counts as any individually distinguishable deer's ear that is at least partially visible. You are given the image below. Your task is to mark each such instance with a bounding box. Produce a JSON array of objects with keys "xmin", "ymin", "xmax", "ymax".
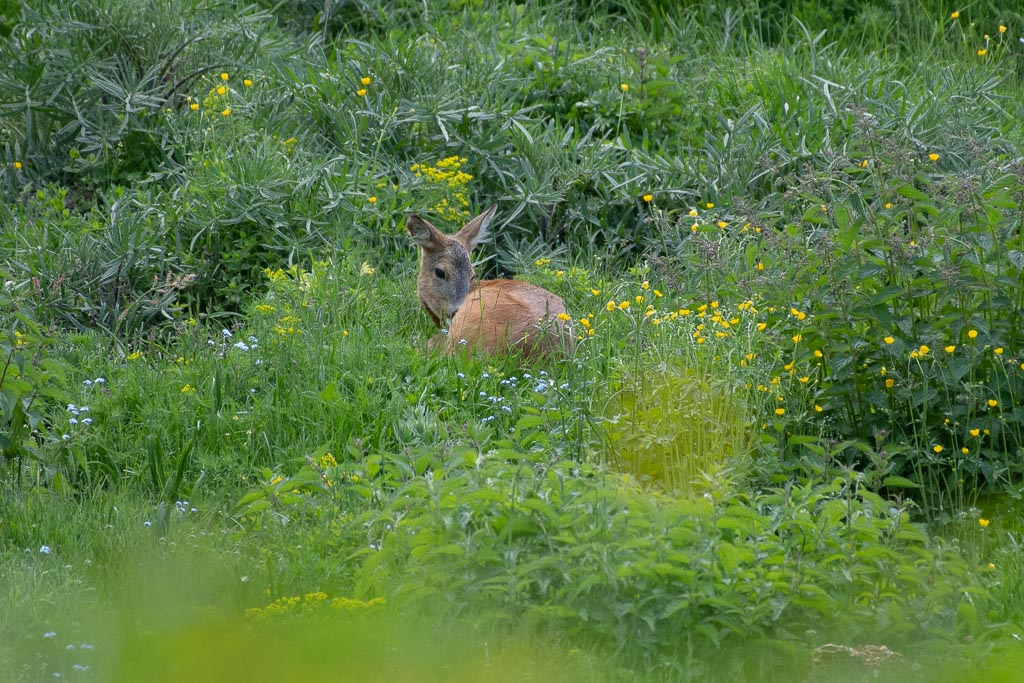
[
  {"xmin": 406, "ymin": 214, "xmax": 445, "ymax": 251},
  {"xmin": 453, "ymin": 205, "xmax": 497, "ymax": 253}
]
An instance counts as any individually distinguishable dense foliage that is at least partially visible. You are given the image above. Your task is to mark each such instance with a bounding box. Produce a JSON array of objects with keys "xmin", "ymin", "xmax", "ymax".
[{"xmin": 2, "ymin": 0, "xmax": 1024, "ymax": 680}]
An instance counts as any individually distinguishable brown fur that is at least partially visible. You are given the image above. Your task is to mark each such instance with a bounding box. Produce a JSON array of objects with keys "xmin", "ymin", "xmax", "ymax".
[{"xmin": 407, "ymin": 208, "xmax": 575, "ymax": 359}]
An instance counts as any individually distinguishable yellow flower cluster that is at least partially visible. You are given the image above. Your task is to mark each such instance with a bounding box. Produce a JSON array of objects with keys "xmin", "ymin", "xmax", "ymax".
[
  {"xmin": 245, "ymin": 593, "xmax": 385, "ymax": 620},
  {"xmin": 412, "ymin": 156, "xmax": 473, "ymax": 189},
  {"xmin": 412, "ymin": 156, "xmax": 473, "ymax": 222},
  {"xmin": 188, "ymin": 71, "xmax": 254, "ymax": 115}
]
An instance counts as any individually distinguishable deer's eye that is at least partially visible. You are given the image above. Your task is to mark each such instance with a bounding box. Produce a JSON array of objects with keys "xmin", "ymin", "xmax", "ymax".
[{"xmin": 434, "ymin": 267, "xmax": 447, "ymax": 280}]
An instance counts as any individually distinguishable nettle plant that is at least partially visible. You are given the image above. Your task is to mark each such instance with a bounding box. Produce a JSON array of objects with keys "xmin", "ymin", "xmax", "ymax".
[
  {"xmin": 0, "ymin": 280, "xmax": 69, "ymax": 484},
  {"xmin": 732, "ymin": 161, "xmax": 1022, "ymax": 509},
  {"xmin": 235, "ymin": 444, "xmax": 985, "ymax": 678}
]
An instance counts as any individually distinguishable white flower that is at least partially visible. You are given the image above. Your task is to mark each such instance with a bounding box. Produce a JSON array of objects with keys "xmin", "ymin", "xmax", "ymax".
[
  {"xmin": 222, "ymin": 328, "xmax": 232, "ymax": 337},
  {"xmin": 39, "ymin": 545, "xmax": 51, "ymax": 554}
]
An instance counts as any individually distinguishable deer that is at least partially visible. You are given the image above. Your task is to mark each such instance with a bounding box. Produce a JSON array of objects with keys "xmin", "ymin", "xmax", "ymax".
[{"xmin": 406, "ymin": 205, "xmax": 575, "ymax": 358}]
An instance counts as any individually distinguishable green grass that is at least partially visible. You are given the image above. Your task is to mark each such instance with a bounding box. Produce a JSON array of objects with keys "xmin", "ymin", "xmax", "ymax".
[{"xmin": 3, "ymin": 0, "xmax": 1024, "ymax": 680}]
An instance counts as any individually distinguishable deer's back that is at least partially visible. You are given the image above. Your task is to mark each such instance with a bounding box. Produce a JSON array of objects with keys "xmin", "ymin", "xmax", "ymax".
[{"xmin": 445, "ymin": 279, "xmax": 575, "ymax": 357}]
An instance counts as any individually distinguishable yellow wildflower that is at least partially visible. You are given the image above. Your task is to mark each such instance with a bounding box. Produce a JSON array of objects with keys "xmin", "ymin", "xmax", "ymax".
[
  {"xmin": 642, "ymin": 194, "xmax": 653, "ymax": 203},
  {"xmin": 619, "ymin": 83, "xmax": 629, "ymax": 92},
  {"xmin": 220, "ymin": 72, "xmax": 229, "ymax": 81},
  {"xmin": 979, "ymin": 518, "xmax": 990, "ymax": 528}
]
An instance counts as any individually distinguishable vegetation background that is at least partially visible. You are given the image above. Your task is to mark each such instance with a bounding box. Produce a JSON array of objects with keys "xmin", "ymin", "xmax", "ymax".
[{"xmin": 2, "ymin": 0, "xmax": 1023, "ymax": 680}]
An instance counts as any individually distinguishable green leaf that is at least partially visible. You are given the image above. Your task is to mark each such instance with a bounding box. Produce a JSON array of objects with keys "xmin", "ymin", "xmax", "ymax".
[{"xmin": 882, "ymin": 475, "xmax": 923, "ymax": 489}]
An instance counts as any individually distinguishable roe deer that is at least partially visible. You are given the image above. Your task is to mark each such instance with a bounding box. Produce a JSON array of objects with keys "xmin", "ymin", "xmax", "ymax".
[{"xmin": 406, "ymin": 205, "xmax": 575, "ymax": 358}]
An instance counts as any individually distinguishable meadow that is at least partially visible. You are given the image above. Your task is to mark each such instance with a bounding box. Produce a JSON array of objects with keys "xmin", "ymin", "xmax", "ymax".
[{"xmin": 2, "ymin": 0, "xmax": 1024, "ymax": 680}]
